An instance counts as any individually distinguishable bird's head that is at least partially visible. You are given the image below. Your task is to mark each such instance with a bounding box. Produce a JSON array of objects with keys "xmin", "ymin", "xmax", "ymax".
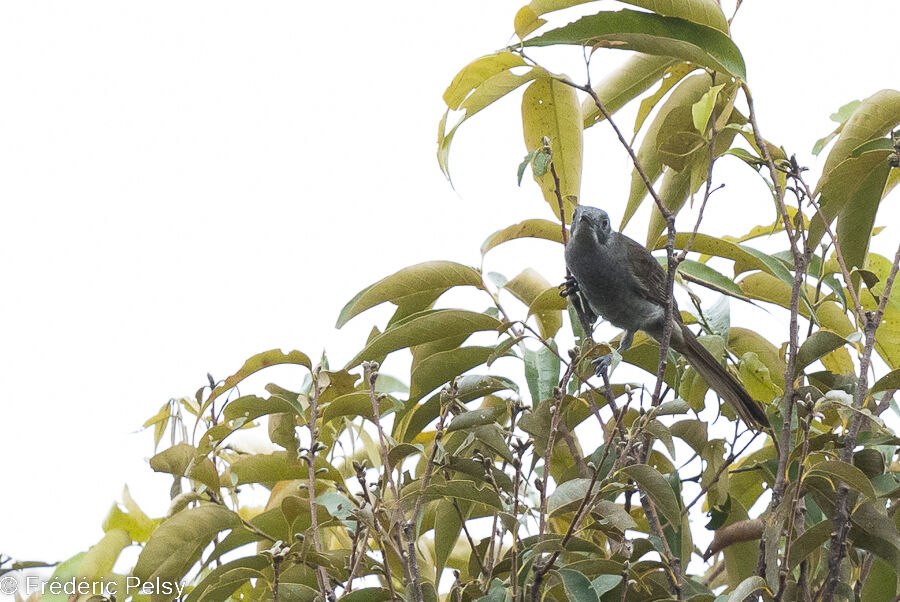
[{"xmin": 571, "ymin": 205, "xmax": 612, "ymax": 245}]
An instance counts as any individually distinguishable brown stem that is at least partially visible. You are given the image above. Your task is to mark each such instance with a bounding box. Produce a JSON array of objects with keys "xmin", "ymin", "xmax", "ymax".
[
  {"xmin": 363, "ymin": 361, "xmax": 419, "ymax": 600},
  {"xmin": 307, "ymin": 369, "xmax": 335, "ymax": 600},
  {"xmin": 742, "ymin": 82, "xmax": 807, "ymax": 581},
  {"xmin": 823, "ymin": 243, "xmax": 900, "ymax": 601}
]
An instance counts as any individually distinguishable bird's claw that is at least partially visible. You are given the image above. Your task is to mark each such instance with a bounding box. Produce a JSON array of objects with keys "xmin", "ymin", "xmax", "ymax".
[
  {"xmin": 591, "ymin": 354, "xmax": 612, "ymax": 377},
  {"xmin": 560, "ymin": 274, "xmax": 580, "ymax": 298}
]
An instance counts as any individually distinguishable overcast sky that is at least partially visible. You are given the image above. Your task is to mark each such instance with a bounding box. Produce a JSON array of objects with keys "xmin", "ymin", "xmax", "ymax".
[{"xmin": 2, "ymin": 0, "xmax": 899, "ymax": 569}]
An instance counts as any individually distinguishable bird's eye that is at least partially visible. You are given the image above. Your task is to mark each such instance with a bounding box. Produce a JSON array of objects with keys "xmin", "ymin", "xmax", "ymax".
[{"xmin": 601, "ymin": 219, "xmax": 608, "ymax": 228}]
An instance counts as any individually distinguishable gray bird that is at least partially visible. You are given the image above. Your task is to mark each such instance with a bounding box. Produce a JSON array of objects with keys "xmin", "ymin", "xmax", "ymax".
[{"xmin": 563, "ymin": 205, "xmax": 769, "ymax": 429}]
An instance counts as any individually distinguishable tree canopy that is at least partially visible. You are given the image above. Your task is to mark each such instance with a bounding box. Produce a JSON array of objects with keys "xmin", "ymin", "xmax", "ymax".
[{"xmin": 4, "ymin": 2, "xmax": 900, "ymax": 602}]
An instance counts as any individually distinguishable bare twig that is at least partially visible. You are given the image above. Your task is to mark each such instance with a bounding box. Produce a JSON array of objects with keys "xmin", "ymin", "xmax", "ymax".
[
  {"xmin": 363, "ymin": 361, "xmax": 420, "ymax": 601},
  {"xmin": 823, "ymin": 243, "xmax": 900, "ymax": 601},
  {"xmin": 741, "ymin": 82, "xmax": 808, "ymax": 582},
  {"xmin": 307, "ymin": 369, "xmax": 335, "ymax": 600}
]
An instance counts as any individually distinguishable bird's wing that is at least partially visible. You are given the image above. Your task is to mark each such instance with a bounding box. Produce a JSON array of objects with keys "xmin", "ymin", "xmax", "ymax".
[{"xmin": 624, "ymin": 236, "xmax": 670, "ymax": 309}]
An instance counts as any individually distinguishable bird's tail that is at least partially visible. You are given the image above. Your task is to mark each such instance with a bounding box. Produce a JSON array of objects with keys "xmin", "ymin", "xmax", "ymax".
[{"xmin": 672, "ymin": 323, "xmax": 770, "ymax": 430}]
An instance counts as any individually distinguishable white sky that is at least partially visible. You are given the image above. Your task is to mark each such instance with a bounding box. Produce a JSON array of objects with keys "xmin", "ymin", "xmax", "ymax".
[{"xmin": 2, "ymin": 0, "xmax": 899, "ymax": 574}]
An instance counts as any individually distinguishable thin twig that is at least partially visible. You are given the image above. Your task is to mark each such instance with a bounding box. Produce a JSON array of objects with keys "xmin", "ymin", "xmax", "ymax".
[
  {"xmin": 742, "ymin": 82, "xmax": 807, "ymax": 582},
  {"xmin": 823, "ymin": 243, "xmax": 900, "ymax": 601},
  {"xmin": 307, "ymin": 369, "xmax": 335, "ymax": 600},
  {"xmin": 363, "ymin": 361, "xmax": 420, "ymax": 600}
]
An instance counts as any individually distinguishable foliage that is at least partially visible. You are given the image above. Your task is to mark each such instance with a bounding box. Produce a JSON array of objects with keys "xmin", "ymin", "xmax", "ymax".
[{"xmin": 5, "ymin": 2, "xmax": 900, "ymax": 601}]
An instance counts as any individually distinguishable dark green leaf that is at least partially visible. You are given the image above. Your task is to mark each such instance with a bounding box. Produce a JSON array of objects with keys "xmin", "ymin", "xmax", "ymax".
[
  {"xmin": 521, "ymin": 10, "xmax": 746, "ymax": 80},
  {"xmin": 560, "ymin": 568, "xmax": 600, "ymax": 602},
  {"xmin": 795, "ymin": 330, "xmax": 849, "ymax": 375},
  {"xmin": 618, "ymin": 464, "xmax": 681, "ymax": 527}
]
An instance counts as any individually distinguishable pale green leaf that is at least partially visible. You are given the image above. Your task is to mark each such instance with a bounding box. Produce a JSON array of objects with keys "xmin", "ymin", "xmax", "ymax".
[
  {"xmin": 346, "ymin": 309, "xmax": 503, "ymax": 368},
  {"xmin": 623, "ymin": 74, "xmax": 711, "ymax": 228},
  {"xmin": 581, "ymin": 54, "xmax": 679, "ymax": 128},
  {"xmin": 134, "ymin": 504, "xmax": 242, "ymax": 583},
  {"xmin": 521, "ymin": 72, "xmax": 583, "ymax": 221},
  {"xmin": 336, "ymin": 261, "xmax": 485, "ymax": 328},
  {"xmin": 727, "ymin": 576, "xmax": 770, "ymax": 601},
  {"xmin": 481, "ymin": 219, "xmax": 565, "ymax": 255}
]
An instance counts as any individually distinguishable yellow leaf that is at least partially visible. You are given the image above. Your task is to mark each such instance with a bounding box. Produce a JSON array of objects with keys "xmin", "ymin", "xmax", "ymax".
[{"xmin": 521, "ymin": 73, "xmax": 583, "ymax": 222}]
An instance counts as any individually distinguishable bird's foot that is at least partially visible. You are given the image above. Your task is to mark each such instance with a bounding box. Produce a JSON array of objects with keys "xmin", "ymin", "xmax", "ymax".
[
  {"xmin": 560, "ymin": 274, "xmax": 580, "ymax": 298},
  {"xmin": 591, "ymin": 354, "xmax": 612, "ymax": 377}
]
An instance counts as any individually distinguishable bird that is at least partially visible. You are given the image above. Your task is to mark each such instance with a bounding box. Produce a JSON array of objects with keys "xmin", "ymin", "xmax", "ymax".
[{"xmin": 562, "ymin": 205, "xmax": 770, "ymax": 429}]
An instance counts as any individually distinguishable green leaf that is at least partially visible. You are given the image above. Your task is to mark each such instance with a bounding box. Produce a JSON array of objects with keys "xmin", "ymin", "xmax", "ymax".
[
  {"xmin": 521, "ymin": 10, "xmax": 746, "ymax": 80},
  {"xmin": 528, "ymin": 286, "xmax": 569, "ymax": 315},
  {"xmin": 221, "ymin": 394, "xmax": 300, "ymax": 424},
  {"xmin": 183, "ymin": 555, "xmax": 270, "ymax": 602},
  {"xmin": 402, "ymin": 480, "xmax": 503, "ymax": 511},
  {"xmin": 727, "ymin": 576, "xmax": 770, "ymax": 601},
  {"xmin": 229, "ymin": 451, "xmax": 341, "ymax": 485},
  {"xmin": 446, "ymin": 406, "xmax": 504, "ymax": 433},
  {"xmin": 521, "ymin": 71, "xmax": 583, "ymax": 221},
  {"xmin": 199, "ymin": 349, "xmax": 310, "ymax": 417},
  {"xmin": 548, "ymin": 477, "xmax": 593, "ymax": 516},
  {"xmin": 646, "ymin": 419, "xmax": 675, "ymax": 457},
  {"xmin": 397, "ymin": 374, "xmax": 518, "ymax": 442},
  {"xmin": 582, "ymin": 54, "xmax": 679, "ymax": 128},
  {"xmin": 409, "ymin": 346, "xmax": 498, "ymax": 402},
  {"xmin": 692, "ymin": 83, "xmax": 725, "ymax": 133},
  {"xmin": 475, "ymin": 424, "xmax": 516, "ymax": 463},
  {"xmin": 727, "ymin": 327, "xmax": 786, "ymax": 388},
  {"xmin": 806, "ymin": 459, "xmax": 876, "ymax": 500},
  {"xmin": 338, "ymin": 589, "xmax": 394, "ymax": 602},
  {"xmin": 676, "ymin": 258, "xmax": 753, "ymax": 301},
  {"xmin": 346, "ymin": 309, "xmax": 503, "ymax": 368},
  {"xmin": 670, "ymin": 420, "xmax": 707, "ymax": 454},
  {"xmin": 795, "ymin": 330, "xmax": 849, "ymax": 375},
  {"xmin": 821, "ymin": 90, "xmax": 900, "ymax": 179},
  {"xmin": 78, "ymin": 529, "xmax": 131, "ymax": 579},
  {"xmin": 322, "ymin": 391, "xmax": 394, "ymax": 423},
  {"xmin": 515, "ymin": 0, "xmax": 729, "ymax": 38},
  {"xmin": 872, "ymin": 368, "xmax": 900, "ymax": 394},
  {"xmin": 701, "ymin": 439, "xmax": 729, "ymax": 507},
  {"xmin": 593, "ymin": 500, "xmax": 637, "ymax": 532},
  {"xmin": 524, "ymin": 342, "xmax": 561, "ymax": 404},
  {"xmin": 633, "ymin": 62, "xmax": 695, "ymax": 135},
  {"xmin": 434, "ymin": 499, "xmax": 462, "ymax": 584},
  {"xmin": 560, "ymin": 568, "xmax": 600, "ymax": 602},
  {"xmin": 439, "ymin": 52, "xmax": 537, "ymax": 180},
  {"xmin": 481, "ymin": 219, "xmax": 566, "ymax": 255},
  {"xmin": 150, "ymin": 442, "xmax": 198, "ymax": 476},
  {"xmin": 505, "ymin": 268, "xmax": 564, "ymax": 338},
  {"xmin": 653, "ymin": 399, "xmax": 691, "ymax": 416},
  {"xmin": 811, "ymin": 149, "xmax": 893, "ymax": 268},
  {"xmin": 336, "ymin": 261, "xmax": 485, "ymax": 328},
  {"xmin": 134, "ymin": 504, "xmax": 241, "ymax": 584},
  {"xmin": 738, "ymin": 351, "xmax": 782, "ymax": 403},
  {"xmin": 834, "ymin": 157, "xmax": 893, "ymax": 269},
  {"xmin": 788, "ymin": 519, "xmax": 832, "ymax": 570},
  {"xmin": 103, "ymin": 486, "xmax": 157, "ymax": 544},
  {"xmin": 861, "ymin": 557, "xmax": 899, "ymax": 602},
  {"xmin": 652, "ymin": 233, "xmax": 791, "ymax": 280},
  {"xmin": 618, "ymin": 464, "xmax": 681, "ymax": 527},
  {"xmin": 591, "ymin": 574, "xmax": 623, "ymax": 597},
  {"xmin": 623, "ymin": 73, "xmax": 711, "ymax": 228}
]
